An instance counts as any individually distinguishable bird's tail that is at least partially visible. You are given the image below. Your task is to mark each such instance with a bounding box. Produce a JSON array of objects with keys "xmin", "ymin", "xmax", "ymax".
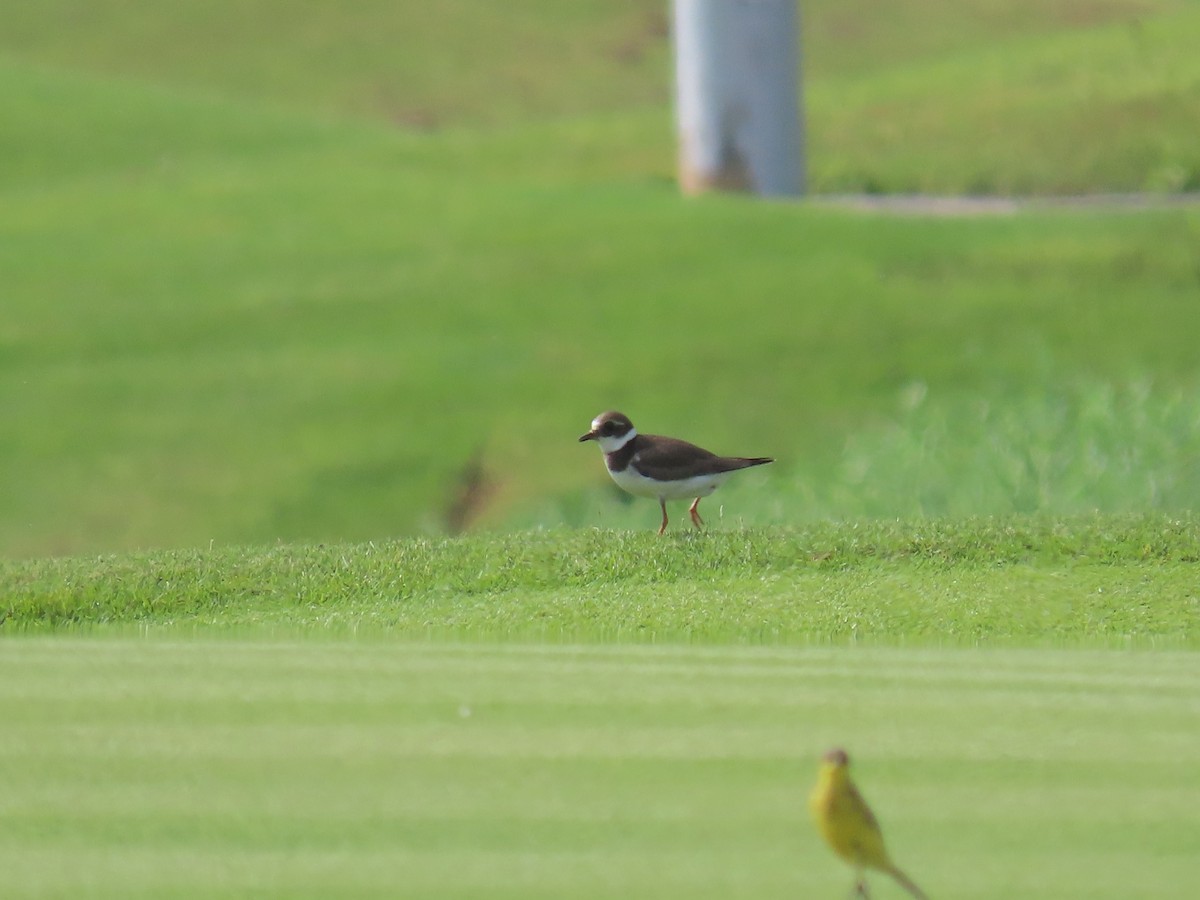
[
  {"xmin": 886, "ymin": 864, "xmax": 928, "ymax": 900},
  {"xmin": 727, "ymin": 456, "xmax": 774, "ymax": 469}
]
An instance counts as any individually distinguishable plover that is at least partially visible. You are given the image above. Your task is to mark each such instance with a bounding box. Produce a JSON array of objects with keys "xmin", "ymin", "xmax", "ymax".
[{"xmin": 579, "ymin": 410, "xmax": 773, "ymax": 533}]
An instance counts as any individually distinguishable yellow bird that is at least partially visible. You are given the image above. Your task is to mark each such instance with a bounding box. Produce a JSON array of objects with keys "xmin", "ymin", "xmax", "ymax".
[{"xmin": 809, "ymin": 747, "xmax": 928, "ymax": 899}]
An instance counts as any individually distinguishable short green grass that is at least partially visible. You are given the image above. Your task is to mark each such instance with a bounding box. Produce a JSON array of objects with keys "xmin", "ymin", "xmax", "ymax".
[
  {"xmin": 4, "ymin": 515, "xmax": 1194, "ymax": 896},
  {"xmin": 4, "ymin": 515, "xmax": 1197, "ymax": 645},
  {"xmin": 2, "ymin": 639, "xmax": 1197, "ymax": 899}
]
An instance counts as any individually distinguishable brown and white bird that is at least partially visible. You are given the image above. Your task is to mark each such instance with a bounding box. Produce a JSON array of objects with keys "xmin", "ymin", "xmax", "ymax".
[{"xmin": 578, "ymin": 410, "xmax": 773, "ymax": 534}]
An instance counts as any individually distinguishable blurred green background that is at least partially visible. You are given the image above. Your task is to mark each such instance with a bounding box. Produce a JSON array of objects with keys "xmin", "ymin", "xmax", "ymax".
[{"xmin": 3, "ymin": 0, "xmax": 1200, "ymax": 556}]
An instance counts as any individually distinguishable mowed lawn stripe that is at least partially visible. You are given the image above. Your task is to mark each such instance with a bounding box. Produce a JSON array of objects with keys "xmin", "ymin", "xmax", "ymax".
[{"xmin": 1, "ymin": 639, "xmax": 1197, "ymax": 899}]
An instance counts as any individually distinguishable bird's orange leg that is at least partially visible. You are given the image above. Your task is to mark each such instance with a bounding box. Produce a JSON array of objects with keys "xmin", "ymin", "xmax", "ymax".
[
  {"xmin": 688, "ymin": 497, "xmax": 704, "ymax": 529},
  {"xmin": 658, "ymin": 499, "xmax": 669, "ymax": 535}
]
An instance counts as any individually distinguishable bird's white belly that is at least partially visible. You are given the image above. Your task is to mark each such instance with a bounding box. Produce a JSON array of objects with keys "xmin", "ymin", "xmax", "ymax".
[{"xmin": 607, "ymin": 463, "xmax": 731, "ymax": 500}]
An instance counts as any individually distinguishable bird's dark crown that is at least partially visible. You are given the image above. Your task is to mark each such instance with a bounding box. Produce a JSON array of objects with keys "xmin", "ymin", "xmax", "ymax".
[
  {"xmin": 592, "ymin": 411, "xmax": 633, "ymax": 437},
  {"xmin": 579, "ymin": 410, "xmax": 635, "ymax": 443}
]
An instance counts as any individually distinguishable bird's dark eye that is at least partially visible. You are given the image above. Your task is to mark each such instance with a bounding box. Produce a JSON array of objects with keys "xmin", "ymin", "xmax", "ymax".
[{"xmin": 603, "ymin": 422, "xmax": 617, "ymax": 434}]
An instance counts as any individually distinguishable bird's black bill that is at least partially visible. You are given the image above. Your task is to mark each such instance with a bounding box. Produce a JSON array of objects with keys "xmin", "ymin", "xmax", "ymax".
[{"xmin": 578, "ymin": 431, "xmax": 598, "ymax": 442}]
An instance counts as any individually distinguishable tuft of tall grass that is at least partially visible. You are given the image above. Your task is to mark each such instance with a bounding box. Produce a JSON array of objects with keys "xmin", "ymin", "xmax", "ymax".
[{"xmin": 806, "ymin": 377, "xmax": 1200, "ymax": 519}]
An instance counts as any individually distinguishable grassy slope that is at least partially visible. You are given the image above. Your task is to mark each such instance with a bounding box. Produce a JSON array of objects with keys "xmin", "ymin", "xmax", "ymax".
[
  {"xmin": 4, "ymin": 57, "xmax": 1200, "ymax": 554},
  {"xmin": 4, "ymin": 3, "xmax": 1200, "ymax": 554},
  {"xmin": 0, "ymin": 1, "xmax": 674, "ymax": 127},
  {"xmin": 2, "ymin": 639, "xmax": 1197, "ymax": 899},
  {"xmin": 3, "ymin": 1, "xmax": 1198, "ymax": 191},
  {"xmin": 811, "ymin": 4, "xmax": 1200, "ymax": 192}
]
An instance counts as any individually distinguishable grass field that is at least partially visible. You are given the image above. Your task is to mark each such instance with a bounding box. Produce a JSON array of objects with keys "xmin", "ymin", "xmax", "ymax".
[
  {"xmin": 3, "ymin": 5, "xmax": 1199, "ymax": 897},
  {"xmin": 2, "ymin": 639, "xmax": 1198, "ymax": 899}
]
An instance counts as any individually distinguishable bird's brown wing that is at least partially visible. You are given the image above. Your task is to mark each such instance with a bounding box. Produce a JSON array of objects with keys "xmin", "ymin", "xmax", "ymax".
[{"xmin": 632, "ymin": 435, "xmax": 771, "ymax": 480}]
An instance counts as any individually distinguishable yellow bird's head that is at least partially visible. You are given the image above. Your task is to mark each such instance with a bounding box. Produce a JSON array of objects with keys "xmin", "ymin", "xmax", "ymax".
[{"xmin": 822, "ymin": 747, "xmax": 851, "ymax": 770}]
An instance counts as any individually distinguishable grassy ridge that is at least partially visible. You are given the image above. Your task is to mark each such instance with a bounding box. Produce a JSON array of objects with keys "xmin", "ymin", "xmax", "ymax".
[
  {"xmin": 2, "ymin": 639, "xmax": 1197, "ymax": 898},
  {"xmin": 4, "ymin": 515, "xmax": 1197, "ymax": 644}
]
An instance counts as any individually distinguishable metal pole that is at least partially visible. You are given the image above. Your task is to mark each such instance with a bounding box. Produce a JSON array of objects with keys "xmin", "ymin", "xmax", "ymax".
[{"xmin": 673, "ymin": 0, "xmax": 804, "ymax": 197}]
